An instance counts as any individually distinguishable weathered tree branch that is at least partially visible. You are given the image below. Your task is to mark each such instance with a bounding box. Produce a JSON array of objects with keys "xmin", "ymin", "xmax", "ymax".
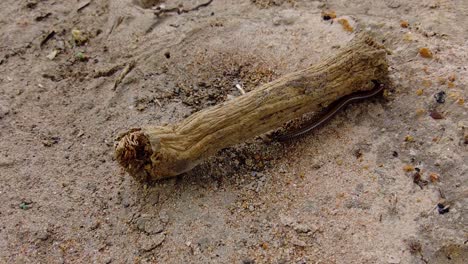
[{"xmin": 115, "ymin": 32, "xmax": 389, "ymax": 181}]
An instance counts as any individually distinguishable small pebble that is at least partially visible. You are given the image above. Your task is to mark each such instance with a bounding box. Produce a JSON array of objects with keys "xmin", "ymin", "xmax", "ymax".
[
  {"xmin": 139, "ymin": 234, "xmax": 165, "ymax": 252},
  {"xmin": 0, "ymin": 105, "xmax": 10, "ymax": 119},
  {"xmin": 434, "ymin": 91, "xmax": 446, "ymax": 104},
  {"xmin": 293, "ymin": 223, "xmax": 311, "ymax": 233},
  {"xmin": 71, "ymin": 29, "xmax": 88, "ymax": 45},
  {"xmin": 419, "ymin": 47, "xmax": 433, "ymax": 58},
  {"xmin": 413, "ymin": 172, "xmax": 428, "ymax": 189},
  {"xmin": 291, "ymin": 237, "xmax": 307, "ymax": 247},
  {"xmin": 429, "ymin": 110, "xmax": 444, "ymax": 119},
  {"xmin": 386, "ymin": 0, "xmax": 401, "ymax": 8},
  {"xmin": 437, "ymin": 203, "xmax": 450, "ymax": 214},
  {"xmin": 19, "ymin": 202, "xmax": 31, "ymax": 210},
  {"xmin": 34, "ymin": 228, "xmax": 49, "ymax": 241},
  {"xmin": 46, "ymin": 50, "xmax": 58, "ymax": 60},
  {"xmin": 321, "ymin": 10, "xmax": 336, "ymax": 20},
  {"xmin": 429, "ymin": 173, "xmax": 439, "ymax": 182},
  {"xmin": 400, "ymin": 20, "xmax": 409, "ymax": 28}
]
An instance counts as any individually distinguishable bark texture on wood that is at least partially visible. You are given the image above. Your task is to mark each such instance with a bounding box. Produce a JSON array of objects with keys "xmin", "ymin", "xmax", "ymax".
[{"xmin": 115, "ymin": 32, "xmax": 389, "ymax": 181}]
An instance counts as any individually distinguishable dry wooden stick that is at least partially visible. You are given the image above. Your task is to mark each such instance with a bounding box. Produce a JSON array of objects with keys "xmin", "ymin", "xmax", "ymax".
[{"xmin": 115, "ymin": 32, "xmax": 389, "ymax": 182}]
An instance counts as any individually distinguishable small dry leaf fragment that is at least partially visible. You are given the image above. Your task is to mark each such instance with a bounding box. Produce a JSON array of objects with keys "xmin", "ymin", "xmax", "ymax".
[
  {"xmin": 72, "ymin": 29, "xmax": 88, "ymax": 45},
  {"xmin": 136, "ymin": 104, "xmax": 146, "ymax": 111},
  {"xmin": 419, "ymin": 47, "xmax": 433, "ymax": 58},
  {"xmin": 447, "ymin": 81, "xmax": 455, "ymax": 88},
  {"xmin": 429, "ymin": 110, "xmax": 444, "ymax": 119},
  {"xmin": 46, "ymin": 50, "xmax": 58, "ymax": 60},
  {"xmin": 400, "ymin": 20, "xmax": 409, "ymax": 28},
  {"xmin": 405, "ymin": 135, "xmax": 414, "ymax": 142},
  {"xmin": 422, "ymin": 67, "xmax": 430, "ymax": 74},
  {"xmin": 448, "ymin": 74, "xmax": 456, "ymax": 82},
  {"xmin": 438, "ymin": 77, "xmax": 446, "ymax": 85},
  {"xmin": 299, "ymin": 171, "xmax": 305, "ymax": 179},
  {"xmin": 422, "ymin": 79, "xmax": 432, "ymax": 87},
  {"xmin": 354, "ymin": 149, "xmax": 363, "ymax": 159},
  {"xmin": 429, "ymin": 173, "xmax": 439, "ymax": 182},
  {"xmin": 338, "ymin": 18, "xmax": 354, "ymax": 32},
  {"xmin": 75, "ymin": 52, "xmax": 88, "ymax": 61},
  {"xmin": 403, "ymin": 165, "xmax": 415, "ymax": 172},
  {"xmin": 448, "ymin": 91, "xmax": 460, "ymax": 98},
  {"xmin": 321, "ymin": 10, "xmax": 336, "ymax": 20},
  {"xmin": 416, "ymin": 108, "xmax": 426, "ymax": 116},
  {"xmin": 403, "ymin": 32, "xmax": 414, "ymax": 42},
  {"xmin": 448, "ymin": 92, "xmax": 462, "ymax": 105},
  {"xmin": 383, "ymin": 89, "xmax": 391, "ymax": 98},
  {"xmin": 416, "ymin": 89, "xmax": 424, "ymax": 96},
  {"xmin": 413, "ymin": 171, "xmax": 428, "ymax": 189}
]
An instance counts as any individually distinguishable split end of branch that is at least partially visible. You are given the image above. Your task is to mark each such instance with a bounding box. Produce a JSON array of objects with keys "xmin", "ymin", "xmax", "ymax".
[{"xmin": 115, "ymin": 129, "xmax": 153, "ymax": 182}]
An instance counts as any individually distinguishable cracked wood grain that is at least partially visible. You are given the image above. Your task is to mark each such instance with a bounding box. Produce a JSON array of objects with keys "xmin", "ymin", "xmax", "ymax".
[{"xmin": 115, "ymin": 32, "xmax": 389, "ymax": 181}]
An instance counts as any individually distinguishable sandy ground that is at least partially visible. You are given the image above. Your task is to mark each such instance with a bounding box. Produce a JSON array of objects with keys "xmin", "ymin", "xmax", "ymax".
[{"xmin": 0, "ymin": 0, "xmax": 467, "ymax": 263}]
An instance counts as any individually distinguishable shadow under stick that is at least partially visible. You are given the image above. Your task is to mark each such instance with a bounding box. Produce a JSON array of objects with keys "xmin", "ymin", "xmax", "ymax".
[{"xmin": 115, "ymin": 32, "xmax": 389, "ymax": 181}]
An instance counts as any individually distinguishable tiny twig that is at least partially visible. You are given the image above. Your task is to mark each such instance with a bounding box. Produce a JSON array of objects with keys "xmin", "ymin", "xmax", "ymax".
[
  {"xmin": 235, "ymin": 84, "xmax": 246, "ymax": 95},
  {"xmin": 94, "ymin": 64, "xmax": 124, "ymax": 78},
  {"xmin": 77, "ymin": 0, "xmax": 92, "ymax": 12},
  {"xmin": 154, "ymin": 98, "xmax": 162, "ymax": 108},
  {"xmin": 40, "ymin": 31, "xmax": 56, "ymax": 47},
  {"xmin": 154, "ymin": 0, "xmax": 213, "ymax": 17},
  {"xmin": 113, "ymin": 61, "xmax": 136, "ymax": 90}
]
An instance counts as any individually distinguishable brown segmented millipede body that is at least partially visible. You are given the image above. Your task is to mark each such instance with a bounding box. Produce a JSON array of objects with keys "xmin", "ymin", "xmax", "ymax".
[{"xmin": 277, "ymin": 81, "xmax": 385, "ymax": 141}]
